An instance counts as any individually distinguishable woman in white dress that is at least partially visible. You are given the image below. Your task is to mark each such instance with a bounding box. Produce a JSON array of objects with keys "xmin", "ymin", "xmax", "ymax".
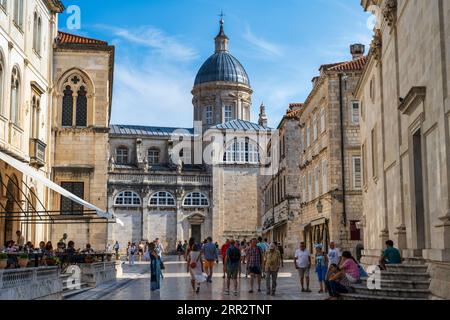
[{"xmin": 187, "ymin": 243, "xmax": 206, "ymax": 293}]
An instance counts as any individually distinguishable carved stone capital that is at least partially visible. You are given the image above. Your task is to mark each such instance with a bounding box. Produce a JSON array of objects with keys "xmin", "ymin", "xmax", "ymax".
[
  {"xmin": 371, "ymin": 29, "xmax": 382, "ymax": 62},
  {"xmin": 382, "ymin": 0, "xmax": 397, "ymax": 29}
]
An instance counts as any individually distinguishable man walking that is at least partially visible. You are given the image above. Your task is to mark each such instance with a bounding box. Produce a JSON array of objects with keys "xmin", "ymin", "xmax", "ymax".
[
  {"xmin": 294, "ymin": 242, "xmax": 311, "ymax": 292},
  {"xmin": 224, "ymin": 240, "xmax": 241, "ymax": 296},
  {"xmin": 247, "ymin": 238, "xmax": 263, "ymax": 293},
  {"xmin": 113, "ymin": 241, "xmax": 120, "ymax": 260},
  {"xmin": 202, "ymin": 237, "xmax": 218, "ymax": 283},
  {"xmin": 257, "ymin": 237, "xmax": 268, "ymax": 278},
  {"xmin": 264, "ymin": 243, "xmax": 281, "ymax": 296},
  {"xmin": 221, "ymin": 239, "xmax": 231, "ymax": 279}
]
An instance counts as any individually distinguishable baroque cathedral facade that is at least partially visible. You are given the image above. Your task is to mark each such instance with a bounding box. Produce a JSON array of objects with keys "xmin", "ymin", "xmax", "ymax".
[{"xmin": 107, "ymin": 20, "xmax": 271, "ymax": 251}]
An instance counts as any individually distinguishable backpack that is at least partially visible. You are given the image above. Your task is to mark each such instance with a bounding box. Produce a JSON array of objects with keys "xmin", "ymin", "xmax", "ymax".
[{"xmin": 228, "ymin": 247, "xmax": 241, "ymax": 263}]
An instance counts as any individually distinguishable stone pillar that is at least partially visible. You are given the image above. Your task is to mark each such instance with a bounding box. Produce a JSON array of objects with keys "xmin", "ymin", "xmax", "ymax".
[{"xmin": 176, "ymin": 188, "xmax": 185, "ymax": 243}]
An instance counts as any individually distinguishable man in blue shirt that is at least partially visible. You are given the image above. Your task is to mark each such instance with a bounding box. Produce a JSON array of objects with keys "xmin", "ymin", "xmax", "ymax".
[
  {"xmin": 379, "ymin": 240, "xmax": 402, "ymax": 270},
  {"xmin": 202, "ymin": 237, "xmax": 218, "ymax": 283}
]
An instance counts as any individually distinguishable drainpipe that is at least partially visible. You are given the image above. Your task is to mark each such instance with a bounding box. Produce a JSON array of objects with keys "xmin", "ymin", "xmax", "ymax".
[{"xmin": 338, "ymin": 73, "xmax": 347, "ymax": 227}]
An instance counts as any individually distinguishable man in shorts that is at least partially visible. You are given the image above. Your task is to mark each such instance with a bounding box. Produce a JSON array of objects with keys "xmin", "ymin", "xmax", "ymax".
[
  {"xmin": 224, "ymin": 240, "xmax": 241, "ymax": 296},
  {"xmin": 246, "ymin": 238, "xmax": 263, "ymax": 293},
  {"xmin": 294, "ymin": 242, "xmax": 311, "ymax": 292},
  {"xmin": 202, "ymin": 237, "xmax": 218, "ymax": 283}
]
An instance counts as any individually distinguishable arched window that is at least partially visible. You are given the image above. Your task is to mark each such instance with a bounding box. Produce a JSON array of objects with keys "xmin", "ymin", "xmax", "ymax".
[
  {"xmin": 115, "ymin": 191, "xmax": 141, "ymax": 206},
  {"xmin": 10, "ymin": 66, "xmax": 20, "ymax": 125},
  {"xmin": 149, "ymin": 191, "xmax": 175, "ymax": 207},
  {"xmin": 76, "ymin": 86, "xmax": 87, "ymax": 127},
  {"xmin": 33, "ymin": 13, "xmax": 42, "ymax": 54},
  {"xmin": 62, "ymin": 85, "xmax": 73, "ymax": 126},
  {"xmin": 148, "ymin": 148, "xmax": 160, "ymax": 164},
  {"xmin": 60, "ymin": 73, "xmax": 91, "ymax": 127},
  {"xmin": 183, "ymin": 192, "xmax": 209, "ymax": 207},
  {"xmin": 223, "ymin": 138, "xmax": 260, "ymax": 164},
  {"xmin": 13, "ymin": 0, "xmax": 24, "ymax": 29},
  {"xmin": 116, "ymin": 147, "xmax": 129, "ymax": 164}
]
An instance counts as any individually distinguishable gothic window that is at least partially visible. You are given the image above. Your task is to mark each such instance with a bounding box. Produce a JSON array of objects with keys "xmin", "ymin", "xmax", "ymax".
[
  {"xmin": 76, "ymin": 86, "xmax": 87, "ymax": 127},
  {"xmin": 223, "ymin": 138, "xmax": 259, "ymax": 164},
  {"xmin": 148, "ymin": 149, "xmax": 160, "ymax": 164},
  {"xmin": 60, "ymin": 182, "xmax": 84, "ymax": 215},
  {"xmin": 62, "ymin": 85, "xmax": 73, "ymax": 127},
  {"xmin": 115, "ymin": 191, "xmax": 141, "ymax": 206},
  {"xmin": 183, "ymin": 192, "xmax": 209, "ymax": 207},
  {"xmin": 60, "ymin": 73, "xmax": 91, "ymax": 127},
  {"xmin": 116, "ymin": 147, "xmax": 129, "ymax": 164},
  {"xmin": 13, "ymin": 0, "xmax": 23, "ymax": 29},
  {"xmin": 10, "ymin": 66, "xmax": 20, "ymax": 125},
  {"xmin": 205, "ymin": 106, "xmax": 213, "ymax": 125},
  {"xmin": 149, "ymin": 191, "xmax": 175, "ymax": 207}
]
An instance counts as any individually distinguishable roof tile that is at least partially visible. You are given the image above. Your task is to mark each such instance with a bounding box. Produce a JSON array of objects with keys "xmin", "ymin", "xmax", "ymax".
[{"xmin": 57, "ymin": 31, "xmax": 108, "ymax": 46}]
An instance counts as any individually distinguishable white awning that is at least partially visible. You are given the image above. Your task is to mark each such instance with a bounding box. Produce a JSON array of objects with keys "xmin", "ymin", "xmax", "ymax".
[{"xmin": 0, "ymin": 150, "xmax": 120, "ymax": 224}]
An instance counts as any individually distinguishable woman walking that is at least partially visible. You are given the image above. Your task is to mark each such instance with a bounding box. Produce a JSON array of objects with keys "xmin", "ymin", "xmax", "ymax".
[
  {"xmin": 148, "ymin": 242, "xmax": 162, "ymax": 291},
  {"xmin": 314, "ymin": 244, "xmax": 328, "ymax": 293},
  {"xmin": 187, "ymin": 243, "xmax": 206, "ymax": 293}
]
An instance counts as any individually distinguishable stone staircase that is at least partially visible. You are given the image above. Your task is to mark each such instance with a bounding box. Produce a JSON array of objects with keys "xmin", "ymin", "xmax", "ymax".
[
  {"xmin": 341, "ymin": 264, "xmax": 431, "ymax": 300},
  {"xmin": 60, "ymin": 273, "xmax": 92, "ymax": 299}
]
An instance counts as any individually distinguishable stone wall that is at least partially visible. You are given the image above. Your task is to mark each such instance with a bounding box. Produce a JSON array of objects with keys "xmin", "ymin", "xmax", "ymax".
[
  {"xmin": 0, "ymin": 267, "xmax": 62, "ymax": 300},
  {"xmin": 357, "ymin": 0, "xmax": 450, "ymax": 299}
]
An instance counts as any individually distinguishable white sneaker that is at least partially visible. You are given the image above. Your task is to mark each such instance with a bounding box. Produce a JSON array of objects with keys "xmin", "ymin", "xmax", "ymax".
[
  {"xmin": 234, "ymin": 291, "xmax": 239, "ymax": 296},
  {"xmin": 224, "ymin": 290, "xmax": 230, "ymax": 295}
]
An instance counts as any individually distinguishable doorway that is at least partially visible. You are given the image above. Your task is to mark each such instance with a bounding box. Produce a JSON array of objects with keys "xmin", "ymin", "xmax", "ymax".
[
  {"xmin": 191, "ymin": 225, "xmax": 201, "ymax": 244},
  {"xmin": 413, "ymin": 129, "xmax": 425, "ymax": 250}
]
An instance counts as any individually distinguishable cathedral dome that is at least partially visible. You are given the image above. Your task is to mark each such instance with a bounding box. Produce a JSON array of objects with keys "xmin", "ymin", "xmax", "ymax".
[
  {"xmin": 194, "ymin": 52, "xmax": 250, "ymax": 86},
  {"xmin": 194, "ymin": 19, "xmax": 250, "ymax": 87}
]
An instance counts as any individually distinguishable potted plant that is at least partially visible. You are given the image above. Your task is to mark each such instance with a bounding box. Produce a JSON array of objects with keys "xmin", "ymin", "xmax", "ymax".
[
  {"xmin": 18, "ymin": 253, "xmax": 29, "ymax": 268},
  {"xmin": 106, "ymin": 253, "xmax": 112, "ymax": 262},
  {"xmin": 45, "ymin": 256, "xmax": 60, "ymax": 267},
  {"xmin": 0, "ymin": 253, "xmax": 7, "ymax": 269}
]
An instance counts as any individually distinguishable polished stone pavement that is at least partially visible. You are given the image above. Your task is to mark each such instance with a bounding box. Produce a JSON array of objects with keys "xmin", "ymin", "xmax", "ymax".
[{"xmin": 68, "ymin": 256, "xmax": 327, "ymax": 300}]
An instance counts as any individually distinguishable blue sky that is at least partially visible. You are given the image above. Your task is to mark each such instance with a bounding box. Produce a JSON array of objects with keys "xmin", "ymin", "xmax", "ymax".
[{"xmin": 59, "ymin": 0, "xmax": 373, "ymax": 128}]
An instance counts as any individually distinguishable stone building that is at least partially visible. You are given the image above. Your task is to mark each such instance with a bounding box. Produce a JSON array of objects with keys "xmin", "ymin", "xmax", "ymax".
[
  {"xmin": 49, "ymin": 31, "xmax": 115, "ymax": 249},
  {"xmin": 293, "ymin": 46, "xmax": 366, "ymax": 257},
  {"xmin": 0, "ymin": 0, "xmax": 63, "ymax": 245},
  {"xmin": 260, "ymin": 104, "xmax": 302, "ymax": 257},
  {"xmin": 356, "ymin": 0, "xmax": 450, "ymax": 299},
  {"xmin": 108, "ymin": 20, "xmax": 270, "ymax": 252},
  {"xmin": 0, "ymin": 1, "xmax": 113, "ymax": 249}
]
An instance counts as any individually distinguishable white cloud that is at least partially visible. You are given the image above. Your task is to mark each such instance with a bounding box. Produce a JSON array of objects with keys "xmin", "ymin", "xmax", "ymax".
[
  {"xmin": 242, "ymin": 27, "xmax": 283, "ymax": 58},
  {"xmin": 96, "ymin": 24, "xmax": 199, "ymax": 61}
]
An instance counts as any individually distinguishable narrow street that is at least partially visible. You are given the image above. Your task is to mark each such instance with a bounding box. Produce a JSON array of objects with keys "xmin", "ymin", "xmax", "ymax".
[{"xmin": 68, "ymin": 256, "xmax": 326, "ymax": 300}]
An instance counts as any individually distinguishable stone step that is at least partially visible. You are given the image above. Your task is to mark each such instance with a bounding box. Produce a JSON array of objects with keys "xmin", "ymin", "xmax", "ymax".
[
  {"xmin": 352, "ymin": 284, "xmax": 430, "ymax": 299},
  {"xmin": 361, "ymin": 279, "xmax": 430, "ymax": 290},
  {"xmin": 378, "ymin": 271, "xmax": 430, "ymax": 281},
  {"xmin": 62, "ymin": 286, "xmax": 92, "ymax": 299},
  {"xmin": 385, "ymin": 264, "xmax": 428, "ymax": 274},
  {"xmin": 340, "ymin": 293, "xmax": 427, "ymax": 301}
]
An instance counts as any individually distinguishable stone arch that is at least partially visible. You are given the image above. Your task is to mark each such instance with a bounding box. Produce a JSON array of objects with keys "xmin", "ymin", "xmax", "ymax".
[{"xmin": 56, "ymin": 68, "xmax": 95, "ymax": 127}]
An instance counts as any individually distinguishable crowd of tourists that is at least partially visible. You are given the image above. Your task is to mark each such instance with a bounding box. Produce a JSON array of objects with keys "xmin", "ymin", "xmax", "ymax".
[{"xmin": 111, "ymin": 236, "xmax": 402, "ymax": 298}]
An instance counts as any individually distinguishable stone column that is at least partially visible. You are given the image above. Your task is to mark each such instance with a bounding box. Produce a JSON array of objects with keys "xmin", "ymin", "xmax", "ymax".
[{"xmin": 176, "ymin": 188, "xmax": 185, "ymax": 243}]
